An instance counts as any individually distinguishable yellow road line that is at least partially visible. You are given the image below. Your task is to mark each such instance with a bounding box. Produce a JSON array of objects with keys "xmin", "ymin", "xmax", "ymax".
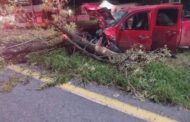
[{"xmin": 8, "ymin": 65, "xmax": 178, "ymax": 122}]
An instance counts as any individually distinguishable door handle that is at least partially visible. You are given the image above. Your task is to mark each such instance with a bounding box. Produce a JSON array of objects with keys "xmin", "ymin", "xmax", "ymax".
[{"xmin": 138, "ymin": 35, "xmax": 150, "ymax": 40}]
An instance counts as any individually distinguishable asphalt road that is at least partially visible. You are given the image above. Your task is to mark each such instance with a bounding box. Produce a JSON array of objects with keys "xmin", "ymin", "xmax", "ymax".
[{"xmin": 0, "ymin": 65, "xmax": 190, "ymax": 122}]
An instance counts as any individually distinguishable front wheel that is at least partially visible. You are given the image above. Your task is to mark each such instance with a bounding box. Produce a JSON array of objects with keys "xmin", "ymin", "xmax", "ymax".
[{"xmin": 107, "ymin": 41, "xmax": 122, "ymax": 53}]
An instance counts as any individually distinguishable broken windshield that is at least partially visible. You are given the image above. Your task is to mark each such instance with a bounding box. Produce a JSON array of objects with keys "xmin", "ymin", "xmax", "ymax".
[{"xmin": 107, "ymin": 10, "xmax": 128, "ymax": 27}]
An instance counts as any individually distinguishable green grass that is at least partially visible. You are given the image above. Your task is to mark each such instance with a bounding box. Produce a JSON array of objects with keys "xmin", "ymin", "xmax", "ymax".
[
  {"xmin": 28, "ymin": 49, "xmax": 126, "ymax": 86},
  {"xmin": 127, "ymin": 62, "xmax": 190, "ymax": 108},
  {"xmin": 28, "ymin": 49, "xmax": 190, "ymax": 109}
]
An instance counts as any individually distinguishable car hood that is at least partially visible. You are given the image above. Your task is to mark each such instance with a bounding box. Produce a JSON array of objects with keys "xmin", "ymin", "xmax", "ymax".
[{"xmin": 81, "ymin": 3, "xmax": 100, "ymax": 11}]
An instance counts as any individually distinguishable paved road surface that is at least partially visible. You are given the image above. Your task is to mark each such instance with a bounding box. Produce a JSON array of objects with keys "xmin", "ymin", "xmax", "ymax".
[{"xmin": 0, "ymin": 65, "xmax": 189, "ymax": 122}]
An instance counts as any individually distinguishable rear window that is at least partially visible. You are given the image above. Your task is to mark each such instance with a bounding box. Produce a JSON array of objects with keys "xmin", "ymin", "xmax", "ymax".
[{"xmin": 156, "ymin": 8, "xmax": 178, "ymax": 26}]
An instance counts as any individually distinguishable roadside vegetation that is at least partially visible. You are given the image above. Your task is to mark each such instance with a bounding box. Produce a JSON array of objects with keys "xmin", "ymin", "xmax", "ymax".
[
  {"xmin": 0, "ymin": 76, "xmax": 19, "ymax": 93},
  {"xmin": 0, "ymin": 76, "xmax": 29, "ymax": 93},
  {"xmin": 1, "ymin": 0, "xmax": 189, "ymax": 111},
  {"xmin": 27, "ymin": 48, "xmax": 190, "ymax": 110}
]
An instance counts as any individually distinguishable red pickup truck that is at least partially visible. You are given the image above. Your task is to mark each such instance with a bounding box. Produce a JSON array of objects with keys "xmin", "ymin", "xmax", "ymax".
[
  {"xmin": 81, "ymin": 1, "xmax": 138, "ymax": 17},
  {"xmin": 79, "ymin": 2, "xmax": 138, "ymax": 29},
  {"xmin": 98, "ymin": 4, "xmax": 190, "ymax": 52}
]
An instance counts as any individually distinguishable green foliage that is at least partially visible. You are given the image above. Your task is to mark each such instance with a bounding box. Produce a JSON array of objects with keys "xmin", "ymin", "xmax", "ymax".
[
  {"xmin": 28, "ymin": 49, "xmax": 190, "ymax": 109},
  {"xmin": 127, "ymin": 62, "xmax": 190, "ymax": 108},
  {"xmin": 28, "ymin": 49, "xmax": 126, "ymax": 86}
]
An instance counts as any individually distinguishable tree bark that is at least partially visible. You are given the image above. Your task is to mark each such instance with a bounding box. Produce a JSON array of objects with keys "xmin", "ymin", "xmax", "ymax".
[{"xmin": 55, "ymin": 26, "xmax": 117, "ymax": 57}]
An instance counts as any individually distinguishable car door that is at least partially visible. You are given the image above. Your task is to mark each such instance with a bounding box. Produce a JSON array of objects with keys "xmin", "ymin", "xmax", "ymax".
[
  {"xmin": 117, "ymin": 11, "xmax": 152, "ymax": 51},
  {"xmin": 152, "ymin": 6, "xmax": 182, "ymax": 52}
]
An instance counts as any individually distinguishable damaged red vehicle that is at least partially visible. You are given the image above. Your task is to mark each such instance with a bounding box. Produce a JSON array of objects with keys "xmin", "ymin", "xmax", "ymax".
[
  {"xmin": 95, "ymin": 4, "xmax": 190, "ymax": 52},
  {"xmin": 79, "ymin": 1, "xmax": 138, "ymax": 29},
  {"xmin": 81, "ymin": 1, "xmax": 138, "ymax": 17}
]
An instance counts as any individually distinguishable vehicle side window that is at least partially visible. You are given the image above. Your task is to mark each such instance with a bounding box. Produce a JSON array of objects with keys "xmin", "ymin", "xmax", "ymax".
[
  {"xmin": 124, "ymin": 12, "xmax": 149, "ymax": 30},
  {"xmin": 156, "ymin": 9, "xmax": 178, "ymax": 26}
]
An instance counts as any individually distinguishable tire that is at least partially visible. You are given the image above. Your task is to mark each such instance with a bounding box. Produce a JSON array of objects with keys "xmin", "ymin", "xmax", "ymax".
[{"xmin": 108, "ymin": 42, "xmax": 122, "ymax": 53}]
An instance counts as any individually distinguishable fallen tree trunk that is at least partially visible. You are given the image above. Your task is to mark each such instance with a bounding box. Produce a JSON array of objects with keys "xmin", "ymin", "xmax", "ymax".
[
  {"xmin": 0, "ymin": 24, "xmax": 117, "ymax": 63},
  {"xmin": 55, "ymin": 25, "xmax": 117, "ymax": 57}
]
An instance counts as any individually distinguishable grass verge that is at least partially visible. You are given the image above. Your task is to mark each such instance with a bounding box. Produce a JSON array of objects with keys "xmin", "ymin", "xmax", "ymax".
[{"xmin": 27, "ymin": 49, "xmax": 190, "ymax": 109}]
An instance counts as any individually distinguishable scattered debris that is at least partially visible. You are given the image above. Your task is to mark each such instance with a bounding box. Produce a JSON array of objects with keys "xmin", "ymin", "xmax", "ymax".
[
  {"xmin": 109, "ymin": 46, "xmax": 171, "ymax": 77},
  {"xmin": 0, "ymin": 28, "xmax": 64, "ymax": 62},
  {"xmin": 113, "ymin": 92, "xmax": 120, "ymax": 98}
]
